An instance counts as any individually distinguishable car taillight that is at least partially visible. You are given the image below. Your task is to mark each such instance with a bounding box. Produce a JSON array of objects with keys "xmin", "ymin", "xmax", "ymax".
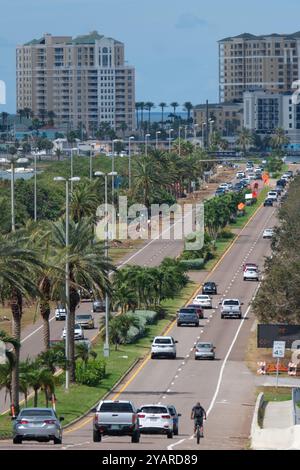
[
  {"xmin": 132, "ymin": 414, "xmax": 136, "ymax": 424},
  {"xmin": 44, "ymin": 420, "xmax": 56, "ymax": 424},
  {"xmin": 138, "ymin": 414, "xmax": 145, "ymax": 418},
  {"xmin": 161, "ymin": 415, "xmax": 170, "ymax": 419},
  {"xmin": 19, "ymin": 420, "xmax": 28, "ymax": 424}
]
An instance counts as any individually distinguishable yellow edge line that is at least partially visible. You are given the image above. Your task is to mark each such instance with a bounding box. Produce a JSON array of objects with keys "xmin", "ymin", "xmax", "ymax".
[{"xmin": 65, "ymin": 200, "xmax": 265, "ymax": 435}]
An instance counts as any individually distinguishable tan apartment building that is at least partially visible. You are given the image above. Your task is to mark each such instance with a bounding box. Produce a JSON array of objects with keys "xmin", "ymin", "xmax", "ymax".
[
  {"xmin": 219, "ymin": 32, "xmax": 300, "ymax": 103},
  {"xmin": 16, "ymin": 32, "xmax": 135, "ymax": 133},
  {"xmin": 193, "ymin": 101, "xmax": 243, "ymax": 136}
]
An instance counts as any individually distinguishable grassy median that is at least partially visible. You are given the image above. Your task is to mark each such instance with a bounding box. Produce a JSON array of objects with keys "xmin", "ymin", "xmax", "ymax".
[{"xmin": 0, "ymin": 282, "xmax": 196, "ymax": 439}]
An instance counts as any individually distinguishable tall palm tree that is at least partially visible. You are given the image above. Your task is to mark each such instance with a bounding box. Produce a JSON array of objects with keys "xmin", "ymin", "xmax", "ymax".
[
  {"xmin": 170, "ymin": 102, "xmax": 179, "ymax": 121},
  {"xmin": 132, "ymin": 156, "xmax": 166, "ymax": 210},
  {"xmin": 140, "ymin": 102, "xmax": 145, "ymax": 133},
  {"xmin": 145, "ymin": 102, "xmax": 155, "ymax": 131},
  {"xmin": 271, "ymin": 128, "xmax": 290, "ymax": 150},
  {"xmin": 27, "ymin": 365, "xmax": 55, "ymax": 407},
  {"xmin": 135, "ymin": 102, "xmax": 141, "ymax": 130},
  {"xmin": 70, "ymin": 183, "xmax": 99, "ymax": 223},
  {"xmin": 237, "ymin": 128, "xmax": 253, "ymax": 157},
  {"xmin": 75, "ymin": 342, "xmax": 97, "ymax": 365},
  {"xmin": 0, "ymin": 233, "xmax": 43, "ymax": 413},
  {"xmin": 159, "ymin": 102, "xmax": 167, "ymax": 129},
  {"xmin": 183, "ymin": 102, "xmax": 193, "ymax": 123},
  {"xmin": 51, "ymin": 217, "xmax": 114, "ymax": 382},
  {"xmin": 0, "ymin": 331, "xmax": 18, "ymax": 408}
]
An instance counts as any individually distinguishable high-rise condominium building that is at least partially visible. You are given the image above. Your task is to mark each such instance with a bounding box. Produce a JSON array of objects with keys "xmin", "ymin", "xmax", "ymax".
[
  {"xmin": 219, "ymin": 32, "xmax": 300, "ymax": 103},
  {"xmin": 16, "ymin": 32, "xmax": 135, "ymax": 133}
]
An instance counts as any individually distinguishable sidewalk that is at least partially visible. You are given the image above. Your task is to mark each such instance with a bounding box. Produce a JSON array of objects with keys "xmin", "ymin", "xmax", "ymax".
[
  {"xmin": 263, "ymin": 400, "xmax": 294, "ymax": 429},
  {"xmin": 255, "ymin": 376, "xmax": 300, "ymax": 387}
]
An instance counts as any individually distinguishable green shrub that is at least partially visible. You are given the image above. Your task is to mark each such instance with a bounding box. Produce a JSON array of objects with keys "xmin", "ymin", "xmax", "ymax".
[
  {"xmin": 179, "ymin": 258, "xmax": 204, "ymax": 270},
  {"xmin": 75, "ymin": 360, "xmax": 106, "ymax": 386},
  {"xmin": 130, "ymin": 310, "xmax": 158, "ymax": 325},
  {"xmin": 126, "ymin": 325, "xmax": 145, "ymax": 343},
  {"xmin": 218, "ymin": 228, "xmax": 234, "ymax": 240}
]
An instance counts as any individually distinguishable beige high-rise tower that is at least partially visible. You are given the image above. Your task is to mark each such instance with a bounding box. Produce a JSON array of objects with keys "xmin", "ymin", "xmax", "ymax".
[
  {"xmin": 16, "ymin": 32, "xmax": 135, "ymax": 132},
  {"xmin": 219, "ymin": 32, "xmax": 300, "ymax": 103}
]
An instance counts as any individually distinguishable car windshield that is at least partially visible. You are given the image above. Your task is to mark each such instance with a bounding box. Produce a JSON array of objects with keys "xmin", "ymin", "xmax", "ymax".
[
  {"xmin": 74, "ymin": 324, "xmax": 81, "ymax": 329},
  {"xmin": 198, "ymin": 296, "xmax": 208, "ymax": 299},
  {"xmin": 140, "ymin": 406, "xmax": 168, "ymax": 414},
  {"xmin": 197, "ymin": 343, "xmax": 212, "ymax": 349},
  {"xmin": 223, "ymin": 300, "xmax": 239, "ymax": 305},
  {"xmin": 76, "ymin": 315, "xmax": 91, "ymax": 320},
  {"xmin": 20, "ymin": 409, "xmax": 54, "ymax": 417},
  {"xmin": 180, "ymin": 309, "xmax": 196, "ymax": 314},
  {"xmin": 154, "ymin": 338, "xmax": 172, "ymax": 344},
  {"xmin": 99, "ymin": 402, "xmax": 133, "ymax": 413}
]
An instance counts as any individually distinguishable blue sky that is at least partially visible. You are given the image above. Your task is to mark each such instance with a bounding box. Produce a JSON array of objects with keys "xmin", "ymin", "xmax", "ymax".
[{"xmin": 0, "ymin": 0, "xmax": 300, "ymax": 113}]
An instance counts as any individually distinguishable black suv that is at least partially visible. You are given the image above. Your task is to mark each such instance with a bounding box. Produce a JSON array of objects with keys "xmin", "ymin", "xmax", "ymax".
[
  {"xmin": 263, "ymin": 198, "xmax": 273, "ymax": 207},
  {"xmin": 202, "ymin": 282, "xmax": 217, "ymax": 295}
]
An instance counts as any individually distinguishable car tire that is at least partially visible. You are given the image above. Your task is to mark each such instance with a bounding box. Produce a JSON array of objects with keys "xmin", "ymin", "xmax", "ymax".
[
  {"xmin": 13, "ymin": 436, "xmax": 22, "ymax": 444},
  {"xmin": 221, "ymin": 314, "xmax": 224, "ymax": 319},
  {"xmin": 195, "ymin": 323, "xmax": 199, "ymax": 327},
  {"xmin": 53, "ymin": 436, "xmax": 62, "ymax": 445},
  {"xmin": 131, "ymin": 431, "xmax": 140, "ymax": 443},
  {"xmin": 238, "ymin": 315, "xmax": 242, "ymax": 319},
  {"xmin": 172, "ymin": 354, "xmax": 176, "ymax": 359},
  {"xmin": 177, "ymin": 323, "xmax": 181, "ymax": 327},
  {"xmin": 93, "ymin": 430, "xmax": 101, "ymax": 442},
  {"xmin": 151, "ymin": 353, "xmax": 155, "ymax": 359},
  {"xmin": 167, "ymin": 431, "xmax": 173, "ymax": 439}
]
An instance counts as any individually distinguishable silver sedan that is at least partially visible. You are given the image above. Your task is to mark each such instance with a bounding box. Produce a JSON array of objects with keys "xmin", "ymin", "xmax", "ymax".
[
  {"xmin": 194, "ymin": 342, "xmax": 216, "ymax": 360},
  {"xmin": 12, "ymin": 408, "xmax": 64, "ymax": 444}
]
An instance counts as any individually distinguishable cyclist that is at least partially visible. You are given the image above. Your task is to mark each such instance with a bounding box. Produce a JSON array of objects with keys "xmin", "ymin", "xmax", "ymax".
[{"xmin": 191, "ymin": 402, "xmax": 206, "ymax": 437}]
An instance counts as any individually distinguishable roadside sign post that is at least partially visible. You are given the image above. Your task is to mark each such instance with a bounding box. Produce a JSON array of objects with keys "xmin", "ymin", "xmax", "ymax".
[{"xmin": 272, "ymin": 341, "xmax": 286, "ymax": 389}]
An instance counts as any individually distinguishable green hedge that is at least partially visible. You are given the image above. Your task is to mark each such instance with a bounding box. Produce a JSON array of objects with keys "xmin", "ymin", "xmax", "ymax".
[
  {"xmin": 75, "ymin": 360, "xmax": 106, "ymax": 386},
  {"xmin": 125, "ymin": 310, "xmax": 159, "ymax": 343},
  {"xmin": 179, "ymin": 258, "xmax": 205, "ymax": 270}
]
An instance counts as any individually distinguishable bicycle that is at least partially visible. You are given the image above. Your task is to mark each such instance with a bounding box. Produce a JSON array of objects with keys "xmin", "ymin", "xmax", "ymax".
[{"xmin": 195, "ymin": 421, "xmax": 204, "ymax": 444}]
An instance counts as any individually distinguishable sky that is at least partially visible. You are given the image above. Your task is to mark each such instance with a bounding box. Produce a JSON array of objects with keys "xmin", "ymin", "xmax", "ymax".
[{"xmin": 0, "ymin": 0, "xmax": 300, "ymax": 113}]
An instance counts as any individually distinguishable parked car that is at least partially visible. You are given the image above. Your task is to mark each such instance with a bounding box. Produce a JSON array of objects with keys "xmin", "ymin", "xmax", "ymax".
[
  {"xmin": 61, "ymin": 323, "xmax": 84, "ymax": 340},
  {"xmin": 177, "ymin": 310, "xmax": 199, "ymax": 327},
  {"xmin": 93, "ymin": 299, "xmax": 105, "ymax": 312},
  {"xmin": 167, "ymin": 405, "xmax": 181, "ymax": 435},
  {"xmin": 202, "ymin": 281, "xmax": 217, "ymax": 295},
  {"xmin": 236, "ymin": 171, "xmax": 245, "ymax": 179},
  {"xmin": 218, "ymin": 183, "xmax": 230, "ymax": 191},
  {"xmin": 75, "ymin": 314, "xmax": 95, "ymax": 329},
  {"xmin": 192, "ymin": 294, "xmax": 212, "ymax": 309},
  {"xmin": 151, "ymin": 336, "xmax": 177, "ymax": 359},
  {"xmin": 194, "ymin": 342, "xmax": 216, "ymax": 360},
  {"xmin": 263, "ymin": 228, "xmax": 274, "ymax": 239},
  {"xmin": 220, "ymin": 299, "xmax": 243, "ymax": 319},
  {"xmin": 215, "ymin": 188, "xmax": 225, "ymax": 197},
  {"xmin": 92, "ymin": 400, "xmax": 140, "ymax": 443},
  {"xmin": 12, "ymin": 408, "xmax": 64, "ymax": 444},
  {"xmin": 263, "ymin": 198, "xmax": 273, "ymax": 207},
  {"xmin": 137, "ymin": 404, "xmax": 174, "ymax": 438},
  {"xmin": 186, "ymin": 304, "xmax": 204, "ymax": 319},
  {"xmin": 55, "ymin": 304, "xmax": 66, "ymax": 321},
  {"xmin": 243, "ymin": 267, "xmax": 259, "ymax": 281}
]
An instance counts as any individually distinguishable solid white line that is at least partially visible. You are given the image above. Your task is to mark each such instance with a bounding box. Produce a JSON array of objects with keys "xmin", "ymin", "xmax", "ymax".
[{"xmin": 21, "ymin": 314, "xmax": 56, "ymax": 344}]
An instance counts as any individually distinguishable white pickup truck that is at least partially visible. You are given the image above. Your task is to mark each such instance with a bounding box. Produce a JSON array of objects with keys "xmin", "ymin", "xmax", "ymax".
[
  {"xmin": 92, "ymin": 400, "xmax": 140, "ymax": 443},
  {"xmin": 220, "ymin": 299, "xmax": 243, "ymax": 319}
]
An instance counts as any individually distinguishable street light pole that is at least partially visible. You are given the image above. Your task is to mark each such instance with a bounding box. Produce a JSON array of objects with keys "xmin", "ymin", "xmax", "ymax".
[
  {"xmin": 184, "ymin": 125, "xmax": 188, "ymax": 140},
  {"xmin": 178, "ymin": 127, "xmax": 182, "ymax": 157},
  {"xmin": 128, "ymin": 136, "xmax": 134, "ymax": 190},
  {"xmin": 202, "ymin": 123, "xmax": 206, "ymax": 149},
  {"xmin": 145, "ymin": 134, "xmax": 150, "ymax": 156},
  {"xmin": 209, "ymin": 120, "xmax": 215, "ymax": 147},
  {"xmin": 89, "ymin": 149, "xmax": 93, "ymax": 181},
  {"xmin": 156, "ymin": 131, "xmax": 161, "ymax": 150},
  {"xmin": 10, "ymin": 160, "xmax": 15, "ymax": 232},
  {"xmin": 168, "ymin": 129, "xmax": 173, "ymax": 153},
  {"xmin": 34, "ymin": 152, "xmax": 37, "ymax": 222},
  {"xmin": 53, "ymin": 176, "xmax": 80, "ymax": 390}
]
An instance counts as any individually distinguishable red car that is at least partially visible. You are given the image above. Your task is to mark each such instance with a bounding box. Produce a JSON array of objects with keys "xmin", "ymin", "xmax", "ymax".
[
  {"xmin": 243, "ymin": 262, "xmax": 258, "ymax": 272},
  {"xmin": 186, "ymin": 304, "xmax": 204, "ymax": 319}
]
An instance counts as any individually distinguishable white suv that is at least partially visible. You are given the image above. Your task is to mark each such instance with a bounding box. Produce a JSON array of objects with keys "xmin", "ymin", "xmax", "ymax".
[
  {"xmin": 151, "ymin": 336, "xmax": 177, "ymax": 359},
  {"xmin": 138, "ymin": 404, "xmax": 174, "ymax": 438},
  {"xmin": 243, "ymin": 267, "xmax": 259, "ymax": 281}
]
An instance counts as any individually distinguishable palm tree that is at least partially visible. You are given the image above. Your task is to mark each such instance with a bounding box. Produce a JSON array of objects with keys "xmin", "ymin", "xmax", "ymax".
[
  {"xmin": 159, "ymin": 102, "xmax": 167, "ymax": 129},
  {"xmin": 0, "ymin": 331, "xmax": 18, "ymax": 408},
  {"xmin": 105, "ymin": 315, "xmax": 139, "ymax": 350},
  {"xmin": 27, "ymin": 365, "xmax": 55, "ymax": 407},
  {"xmin": 51, "ymin": 217, "xmax": 114, "ymax": 382},
  {"xmin": 132, "ymin": 155, "xmax": 166, "ymax": 209},
  {"xmin": 271, "ymin": 128, "xmax": 290, "ymax": 150},
  {"xmin": 70, "ymin": 183, "xmax": 99, "ymax": 223},
  {"xmin": 183, "ymin": 102, "xmax": 193, "ymax": 123},
  {"xmin": 140, "ymin": 102, "xmax": 145, "ymax": 133},
  {"xmin": 145, "ymin": 102, "xmax": 155, "ymax": 131},
  {"xmin": 17, "ymin": 109, "xmax": 25, "ymax": 124},
  {"xmin": 118, "ymin": 122, "xmax": 127, "ymax": 138},
  {"xmin": 112, "ymin": 284, "xmax": 138, "ymax": 314},
  {"xmin": 0, "ymin": 233, "xmax": 43, "ymax": 414},
  {"xmin": 170, "ymin": 102, "xmax": 179, "ymax": 121},
  {"xmin": 237, "ymin": 128, "xmax": 253, "ymax": 157},
  {"xmin": 75, "ymin": 342, "xmax": 97, "ymax": 365},
  {"xmin": 135, "ymin": 102, "xmax": 141, "ymax": 130}
]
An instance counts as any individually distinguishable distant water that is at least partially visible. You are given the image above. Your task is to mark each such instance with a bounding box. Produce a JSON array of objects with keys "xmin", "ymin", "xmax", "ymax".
[
  {"xmin": 0, "ymin": 171, "xmax": 34, "ymax": 180},
  {"xmin": 141, "ymin": 112, "xmax": 187, "ymax": 123},
  {"xmin": 285, "ymin": 156, "xmax": 300, "ymax": 163}
]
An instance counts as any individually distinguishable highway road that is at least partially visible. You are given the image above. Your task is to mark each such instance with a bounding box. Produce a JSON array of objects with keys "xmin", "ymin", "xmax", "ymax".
[{"xmin": 0, "ymin": 185, "xmax": 279, "ymax": 450}]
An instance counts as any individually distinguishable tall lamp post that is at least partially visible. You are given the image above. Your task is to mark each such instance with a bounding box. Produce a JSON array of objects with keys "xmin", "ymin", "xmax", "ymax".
[
  {"xmin": 178, "ymin": 126, "xmax": 182, "ymax": 157},
  {"xmin": 94, "ymin": 171, "xmax": 117, "ymax": 358},
  {"xmin": 209, "ymin": 119, "xmax": 215, "ymax": 147},
  {"xmin": 202, "ymin": 123, "xmax": 207, "ymax": 149},
  {"xmin": 184, "ymin": 125, "xmax": 188, "ymax": 140},
  {"xmin": 145, "ymin": 133, "xmax": 150, "ymax": 156},
  {"xmin": 70, "ymin": 147, "xmax": 77, "ymax": 192},
  {"xmin": 168, "ymin": 128, "xmax": 174, "ymax": 153},
  {"xmin": 155, "ymin": 131, "xmax": 161, "ymax": 150},
  {"xmin": 53, "ymin": 176, "xmax": 81, "ymax": 390},
  {"xmin": 112, "ymin": 139, "xmax": 121, "ymax": 201},
  {"xmin": 89, "ymin": 148, "xmax": 93, "ymax": 181},
  {"xmin": 128, "ymin": 136, "xmax": 135, "ymax": 190}
]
